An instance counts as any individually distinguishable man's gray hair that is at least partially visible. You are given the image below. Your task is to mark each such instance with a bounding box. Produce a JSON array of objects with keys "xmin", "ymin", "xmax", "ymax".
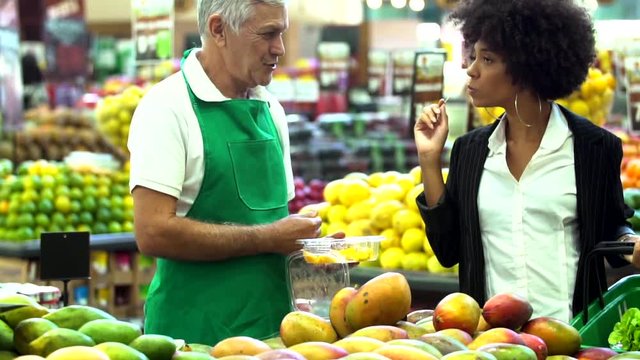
[{"xmin": 197, "ymin": 0, "xmax": 286, "ymax": 37}]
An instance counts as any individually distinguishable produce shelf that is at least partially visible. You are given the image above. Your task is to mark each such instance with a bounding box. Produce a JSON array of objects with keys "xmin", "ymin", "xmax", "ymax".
[
  {"xmin": 0, "ymin": 233, "xmax": 138, "ymax": 259},
  {"xmin": 349, "ymin": 266, "xmax": 459, "ymax": 293}
]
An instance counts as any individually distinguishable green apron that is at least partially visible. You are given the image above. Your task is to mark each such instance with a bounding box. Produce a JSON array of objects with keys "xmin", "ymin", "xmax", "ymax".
[{"xmin": 143, "ymin": 49, "xmax": 291, "ymax": 345}]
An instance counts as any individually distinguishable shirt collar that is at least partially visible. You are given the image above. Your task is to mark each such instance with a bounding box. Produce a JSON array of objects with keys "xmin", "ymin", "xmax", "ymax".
[
  {"xmin": 487, "ymin": 103, "xmax": 571, "ymax": 156},
  {"xmin": 182, "ymin": 48, "xmax": 271, "ymax": 102}
]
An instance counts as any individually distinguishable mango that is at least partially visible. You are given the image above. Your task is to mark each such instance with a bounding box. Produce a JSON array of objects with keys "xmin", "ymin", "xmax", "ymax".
[
  {"xmin": 345, "ymin": 272, "xmax": 411, "ymax": 331},
  {"xmin": 13, "ymin": 356, "xmax": 44, "ymax": 360},
  {"xmin": 280, "ymin": 311, "xmax": 337, "ymax": 347},
  {"xmin": 406, "ymin": 309, "xmax": 434, "ymax": 324},
  {"xmin": 287, "ymin": 341, "xmax": 348, "ymax": 360},
  {"xmin": 79, "ymin": 319, "xmax": 142, "ymax": 345},
  {"xmin": 42, "ymin": 305, "xmax": 115, "ymax": 330},
  {"xmin": 13, "ymin": 318, "xmax": 58, "ymax": 355},
  {"xmin": 416, "ymin": 317, "xmax": 436, "ymax": 333},
  {"xmin": 419, "ymin": 334, "xmax": 468, "ymax": 355},
  {"xmin": 94, "ymin": 342, "xmax": 149, "ymax": 360},
  {"xmin": 440, "ymin": 350, "xmax": 498, "ymax": 360},
  {"xmin": 255, "ymin": 349, "xmax": 306, "ymax": 360},
  {"xmin": 0, "ymin": 350, "xmax": 17, "ymax": 359},
  {"xmin": 374, "ymin": 344, "xmax": 440, "ymax": 360},
  {"xmin": 468, "ymin": 328, "xmax": 524, "ymax": 350},
  {"xmin": 0, "ymin": 294, "xmax": 38, "ymax": 308},
  {"xmin": 46, "ymin": 346, "xmax": 109, "ymax": 360},
  {"xmin": 574, "ymin": 347, "xmax": 618, "ymax": 360},
  {"xmin": 28, "ymin": 328, "xmax": 95, "ymax": 357},
  {"xmin": 211, "ymin": 336, "xmax": 270, "ymax": 358},
  {"xmin": 128, "ymin": 334, "xmax": 177, "ymax": 360},
  {"xmin": 476, "ymin": 343, "xmax": 536, "ymax": 360},
  {"xmin": 329, "ymin": 287, "xmax": 357, "ymax": 338},
  {"xmin": 341, "ymin": 353, "xmax": 391, "ymax": 360},
  {"xmin": 386, "ymin": 339, "xmax": 442, "ymax": 358},
  {"xmin": 436, "ymin": 329, "xmax": 473, "ymax": 345},
  {"xmin": 546, "ymin": 356, "xmax": 578, "ymax": 360},
  {"xmin": 610, "ymin": 352, "xmax": 640, "ymax": 360},
  {"xmin": 0, "ymin": 320, "xmax": 12, "ymax": 352},
  {"xmin": 395, "ymin": 321, "xmax": 429, "ymax": 339},
  {"xmin": 476, "ymin": 315, "xmax": 492, "ymax": 332},
  {"xmin": 350, "ymin": 325, "xmax": 408, "ymax": 342},
  {"xmin": 0, "ymin": 305, "xmax": 49, "ymax": 329},
  {"xmin": 172, "ymin": 351, "xmax": 214, "ymax": 360},
  {"xmin": 185, "ymin": 343, "xmax": 213, "ymax": 354},
  {"xmin": 333, "ymin": 336, "xmax": 385, "ymax": 353},
  {"xmin": 518, "ymin": 333, "xmax": 547, "ymax": 360},
  {"xmin": 261, "ymin": 337, "xmax": 285, "ymax": 350},
  {"xmin": 433, "ymin": 293, "xmax": 481, "ymax": 334},
  {"xmin": 482, "ymin": 293, "xmax": 532, "ymax": 330},
  {"xmin": 520, "ymin": 317, "xmax": 581, "ymax": 356},
  {"xmin": 216, "ymin": 357, "xmax": 259, "ymax": 360}
]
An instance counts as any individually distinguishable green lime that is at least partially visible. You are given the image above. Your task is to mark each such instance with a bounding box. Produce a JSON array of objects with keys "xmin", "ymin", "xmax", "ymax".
[
  {"xmin": 69, "ymin": 173, "xmax": 84, "ymax": 188},
  {"xmin": 96, "ymin": 208, "xmax": 112, "ymax": 223},
  {"xmin": 35, "ymin": 213, "xmax": 50, "ymax": 227},
  {"xmin": 51, "ymin": 212, "xmax": 66, "ymax": 227},
  {"xmin": 107, "ymin": 221, "xmax": 123, "ymax": 233},
  {"xmin": 67, "ymin": 213, "xmax": 79, "ymax": 225},
  {"xmin": 79, "ymin": 211, "xmax": 93, "ymax": 225},
  {"xmin": 38, "ymin": 199, "xmax": 54, "ymax": 214},
  {"xmin": 81, "ymin": 197, "xmax": 97, "ymax": 212},
  {"xmin": 20, "ymin": 201, "xmax": 37, "ymax": 214},
  {"xmin": 93, "ymin": 222, "xmax": 108, "ymax": 234},
  {"xmin": 40, "ymin": 188, "xmax": 54, "ymax": 201},
  {"xmin": 41, "ymin": 175, "xmax": 56, "ymax": 189},
  {"xmin": 70, "ymin": 200, "xmax": 82, "ymax": 213},
  {"xmin": 69, "ymin": 188, "xmax": 83, "ymax": 201}
]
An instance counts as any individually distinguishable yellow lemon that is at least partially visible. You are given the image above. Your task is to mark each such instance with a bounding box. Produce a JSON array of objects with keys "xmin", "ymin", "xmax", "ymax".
[
  {"xmin": 345, "ymin": 172, "xmax": 369, "ymax": 181},
  {"xmin": 323, "ymin": 179, "xmax": 345, "ymax": 205},
  {"xmin": 320, "ymin": 222, "xmax": 328, "ymax": 237},
  {"xmin": 345, "ymin": 198, "xmax": 375, "ymax": 223},
  {"xmin": 405, "ymin": 184, "xmax": 424, "ymax": 212},
  {"xmin": 590, "ymin": 76, "xmax": 609, "ymax": 95},
  {"xmin": 401, "ymin": 228, "xmax": 425, "ymax": 253},
  {"xmin": 379, "ymin": 247, "xmax": 405, "ymax": 269},
  {"xmin": 603, "ymin": 72, "xmax": 616, "ymax": 90},
  {"xmin": 367, "ymin": 172, "xmax": 385, "ymax": 188},
  {"xmin": 370, "ymin": 200, "xmax": 405, "ymax": 230},
  {"xmin": 442, "ymin": 168, "xmax": 449, "ymax": 183},
  {"xmin": 299, "ymin": 201, "xmax": 330, "ymax": 221},
  {"xmin": 326, "ymin": 221, "xmax": 347, "ymax": 235},
  {"xmin": 409, "ymin": 166, "xmax": 422, "ymax": 185},
  {"xmin": 327, "ymin": 204, "xmax": 348, "ymax": 224},
  {"xmin": 379, "ymin": 228, "xmax": 401, "ymax": 250},
  {"xmin": 568, "ymin": 99, "xmax": 590, "ymax": 118},
  {"xmin": 382, "ymin": 171, "xmax": 402, "ymax": 184},
  {"xmin": 338, "ymin": 179, "xmax": 371, "ymax": 206},
  {"xmin": 588, "ymin": 67, "xmax": 603, "ymax": 79},
  {"xmin": 423, "ymin": 236, "xmax": 434, "ymax": 256},
  {"xmin": 427, "ymin": 255, "xmax": 452, "ymax": 273},
  {"xmin": 392, "ymin": 209, "xmax": 424, "ymax": 234},
  {"xmin": 374, "ymin": 183, "xmax": 405, "ymax": 202},
  {"xmin": 401, "ymin": 252, "xmax": 429, "ymax": 271},
  {"xmin": 346, "ymin": 219, "xmax": 375, "ymax": 237},
  {"xmin": 395, "ymin": 174, "xmax": 415, "ymax": 196},
  {"xmin": 586, "ymin": 95, "xmax": 602, "ymax": 113}
]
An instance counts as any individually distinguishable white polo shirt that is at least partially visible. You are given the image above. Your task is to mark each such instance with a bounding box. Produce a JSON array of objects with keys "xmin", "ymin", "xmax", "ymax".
[
  {"xmin": 128, "ymin": 48, "xmax": 295, "ymax": 217},
  {"xmin": 477, "ymin": 103, "xmax": 579, "ymax": 322}
]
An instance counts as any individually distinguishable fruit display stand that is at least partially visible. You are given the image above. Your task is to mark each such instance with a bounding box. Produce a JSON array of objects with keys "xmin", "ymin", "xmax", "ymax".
[{"xmin": 0, "ymin": 233, "xmax": 153, "ymax": 319}]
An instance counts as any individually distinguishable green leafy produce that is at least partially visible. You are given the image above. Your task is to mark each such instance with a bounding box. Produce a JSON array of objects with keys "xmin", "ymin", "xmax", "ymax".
[{"xmin": 609, "ymin": 307, "xmax": 640, "ymax": 351}]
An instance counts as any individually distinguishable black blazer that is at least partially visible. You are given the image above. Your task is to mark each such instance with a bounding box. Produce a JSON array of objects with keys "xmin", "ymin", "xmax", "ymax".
[{"xmin": 417, "ymin": 105, "xmax": 633, "ymax": 316}]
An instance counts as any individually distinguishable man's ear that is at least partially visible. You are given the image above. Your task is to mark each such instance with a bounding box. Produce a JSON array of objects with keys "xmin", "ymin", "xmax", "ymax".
[{"xmin": 207, "ymin": 14, "xmax": 226, "ymax": 47}]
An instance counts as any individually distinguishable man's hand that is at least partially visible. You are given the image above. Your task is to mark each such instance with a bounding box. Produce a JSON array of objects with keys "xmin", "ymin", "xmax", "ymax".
[{"xmin": 266, "ymin": 212, "xmax": 322, "ymax": 255}]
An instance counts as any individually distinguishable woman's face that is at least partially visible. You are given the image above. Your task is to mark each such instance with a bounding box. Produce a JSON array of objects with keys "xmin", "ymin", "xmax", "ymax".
[{"xmin": 465, "ymin": 40, "xmax": 517, "ymax": 108}]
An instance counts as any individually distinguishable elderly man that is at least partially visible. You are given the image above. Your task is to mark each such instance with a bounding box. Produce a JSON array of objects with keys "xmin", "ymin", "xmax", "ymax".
[{"xmin": 128, "ymin": 0, "xmax": 322, "ymax": 344}]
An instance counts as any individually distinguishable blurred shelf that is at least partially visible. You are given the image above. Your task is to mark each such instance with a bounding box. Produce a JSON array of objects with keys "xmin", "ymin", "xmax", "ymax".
[
  {"xmin": 349, "ymin": 267, "xmax": 459, "ymax": 293},
  {"xmin": 0, "ymin": 233, "xmax": 138, "ymax": 259}
]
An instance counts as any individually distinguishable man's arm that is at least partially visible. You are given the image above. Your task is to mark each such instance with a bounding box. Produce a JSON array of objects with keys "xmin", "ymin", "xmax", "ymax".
[{"xmin": 133, "ymin": 186, "xmax": 322, "ymax": 261}]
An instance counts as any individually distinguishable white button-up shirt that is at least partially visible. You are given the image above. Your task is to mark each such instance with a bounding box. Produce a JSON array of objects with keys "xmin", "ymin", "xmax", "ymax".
[{"xmin": 477, "ymin": 103, "xmax": 580, "ymax": 322}]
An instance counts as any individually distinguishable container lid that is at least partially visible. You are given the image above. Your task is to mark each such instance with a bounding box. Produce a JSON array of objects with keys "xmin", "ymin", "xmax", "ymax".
[
  {"xmin": 286, "ymin": 250, "xmax": 350, "ymax": 319},
  {"xmin": 296, "ymin": 236, "xmax": 384, "ymax": 251}
]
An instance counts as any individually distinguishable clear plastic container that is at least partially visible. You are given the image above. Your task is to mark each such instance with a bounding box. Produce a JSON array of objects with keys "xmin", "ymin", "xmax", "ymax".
[
  {"xmin": 297, "ymin": 236, "xmax": 383, "ymax": 264},
  {"xmin": 286, "ymin": 250, "xmax": 350, "ymax": 318}
]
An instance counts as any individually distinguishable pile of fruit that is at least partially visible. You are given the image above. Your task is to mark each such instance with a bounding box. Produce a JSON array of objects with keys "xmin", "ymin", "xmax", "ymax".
[
  {"xmin": 0, "ymin": 108, "xmax": 127, "ymax": 164},
  {"xmin": 95, "ymin": 85, "xmax": 147, "ymax": 153},
  {"xmin": 0, "ymin": 292, "xmax": 182, "ymax": 359},
  {"xmin": 0, "ymin": 160, "xmax": 133, "ymax": 242},
  {"xmin": 148, "ymin": 272, "xmax": 635, "ymax": 360},
  {"xmin": 298, "ymin": 167, "xmax": 456, "ymax": 274}
]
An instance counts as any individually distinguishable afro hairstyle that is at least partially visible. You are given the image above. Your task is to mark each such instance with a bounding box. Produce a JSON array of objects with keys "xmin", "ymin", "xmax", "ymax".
[{"xmin": 449, "ymin": 0, "xmax": 596, "ymax": 100}]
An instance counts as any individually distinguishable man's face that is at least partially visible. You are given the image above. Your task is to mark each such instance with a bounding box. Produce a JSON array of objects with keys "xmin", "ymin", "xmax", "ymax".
[{"xmin": 223, "ymin": 3, "xmax": 288, "ymax": 89}]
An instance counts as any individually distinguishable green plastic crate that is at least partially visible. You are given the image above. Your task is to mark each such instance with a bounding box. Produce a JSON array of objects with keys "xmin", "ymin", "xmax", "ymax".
[{"xmin": 571, "ymin": 274, "xmax": 640, "ymax": 349}]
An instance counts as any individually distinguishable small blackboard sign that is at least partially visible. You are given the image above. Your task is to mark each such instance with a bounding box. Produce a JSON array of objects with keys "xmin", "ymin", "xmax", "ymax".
[{"xmin": 40, "ymin": 231, "xmax": 90, "ymax": 281}]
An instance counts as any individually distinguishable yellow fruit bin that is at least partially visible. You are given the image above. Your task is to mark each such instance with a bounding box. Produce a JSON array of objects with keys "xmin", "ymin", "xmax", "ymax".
[{"xmin": 298, "ymin": 236, "xmax": 384, "ymax": 265}]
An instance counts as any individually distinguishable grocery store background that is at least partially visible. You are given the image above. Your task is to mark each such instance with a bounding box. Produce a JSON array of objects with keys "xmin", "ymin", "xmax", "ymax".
[{"xmin": 0, "ymin": 0, "xmax": 638, "ymax": 320}]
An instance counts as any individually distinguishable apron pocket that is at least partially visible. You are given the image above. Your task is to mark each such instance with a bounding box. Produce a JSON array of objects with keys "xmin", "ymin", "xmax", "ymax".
[{"xmin": 228, "ymin": 138, "xmax": 288, "ymax": 210}]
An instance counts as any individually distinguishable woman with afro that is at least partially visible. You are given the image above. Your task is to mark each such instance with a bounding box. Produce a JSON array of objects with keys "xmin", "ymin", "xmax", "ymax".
[{"xmin": 414, "ymin": 0, "xmax": 640, "ymax": 322}]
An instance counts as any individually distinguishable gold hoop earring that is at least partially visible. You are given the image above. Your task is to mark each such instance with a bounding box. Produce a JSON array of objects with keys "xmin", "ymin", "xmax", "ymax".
[{"xmin": 514, "ymin": 93, "xmax": 541, "ymax": 128}]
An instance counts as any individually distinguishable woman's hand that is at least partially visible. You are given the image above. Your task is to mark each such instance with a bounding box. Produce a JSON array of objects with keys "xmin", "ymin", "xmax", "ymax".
[{"xmin": 414, "ymin": 98, "xmax": 449, "ymax": 161}]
